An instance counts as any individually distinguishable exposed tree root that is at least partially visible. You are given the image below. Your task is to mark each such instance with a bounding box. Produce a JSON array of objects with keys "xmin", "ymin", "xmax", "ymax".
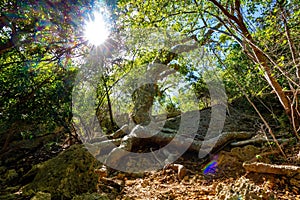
[{"xmin": 84, "ymin": 122, "xmax": 255, "ymax": 168}]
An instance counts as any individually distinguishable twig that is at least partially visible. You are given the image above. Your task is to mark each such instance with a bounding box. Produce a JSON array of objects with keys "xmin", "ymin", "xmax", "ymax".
[{"xmin": 231, "ymin": 137, "xmax": 294, "ymax": 147}]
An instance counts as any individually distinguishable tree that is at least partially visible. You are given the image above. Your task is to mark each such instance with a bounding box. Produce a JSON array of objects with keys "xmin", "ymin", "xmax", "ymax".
[
  {"xmin": 0, "ymin": 0, "xmax": 94, "ymax": 153},
  {"xmin": 116, "ymin": 0, "xmax": 300, "ymax": 137}
]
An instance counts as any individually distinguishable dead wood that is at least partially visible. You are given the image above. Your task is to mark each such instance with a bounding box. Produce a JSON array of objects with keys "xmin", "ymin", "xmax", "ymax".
[
  {"xmin": 230, "ymin": 137, "xmax": 295, "ymax": 147},
  {"xmin": 243, "ymin": 162, "xmax": 300, "ymax": 176}
]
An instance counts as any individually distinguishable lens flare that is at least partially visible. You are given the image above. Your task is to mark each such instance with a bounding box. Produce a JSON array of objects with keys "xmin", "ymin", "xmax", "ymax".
[
  {"xmin": 84, "ymin": 12, "xmax": 110, "ymax": 46},
  {"xmin": 202, "ymin": 160, "xmax": 218, "ymax": 175}
]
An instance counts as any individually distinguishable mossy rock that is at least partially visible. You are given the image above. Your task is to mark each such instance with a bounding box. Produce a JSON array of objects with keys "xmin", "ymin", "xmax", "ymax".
[
  {"xmin": 72, "ymin": 193, "xmax": 110, "ymax": 200},
  {"xmin": 23, "ymin": 145, "xmax": 101, "ymax": 199},
  {"xmin": 231, "ymin": 145, "xmax": 260, "ymax": 162}
]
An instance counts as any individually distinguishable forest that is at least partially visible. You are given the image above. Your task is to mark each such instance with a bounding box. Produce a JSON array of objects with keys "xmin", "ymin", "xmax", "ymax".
[{"xmin": 0, "ymin": 0, "xmax": 300, "ymax": 199}]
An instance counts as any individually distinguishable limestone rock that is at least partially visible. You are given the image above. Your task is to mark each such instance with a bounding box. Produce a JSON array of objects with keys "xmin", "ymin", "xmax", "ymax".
[
  {"xmin": 216, "ymin": 177, "xmax": 274, "ymax": 200},
  {"xmin": 22, "ymin": 145, "xmax": 101, "ymax": 199},
  {"xmin": 231, "ymin": 145, "xmax": 260, "ymax": 162}
]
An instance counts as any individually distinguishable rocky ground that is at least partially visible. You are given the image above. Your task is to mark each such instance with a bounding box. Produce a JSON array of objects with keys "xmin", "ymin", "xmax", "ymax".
[
  {"xmin": 101, "ymin": 141, "xmax": 300, "ymax": 200},
  {"xmin": 1, "ymin": 138, "xmax": 299, "ymax": 200},
  {"xmin": 1, "ymin": 96, "xmax": 299, "ymax": 199}
]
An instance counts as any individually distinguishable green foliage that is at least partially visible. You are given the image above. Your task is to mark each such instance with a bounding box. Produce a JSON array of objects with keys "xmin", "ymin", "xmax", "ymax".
[
  {"xmin": 0, "ymin": 0, "xmax": 94, "ymax": 149},
  {"xmin": 131, "ymin": 3, "xmax": 294, "ymax": 93},
  {"xmin": 220, "ymin": 43, "xmax": 269, "ymax": 101},
  {"xmin": 109, "ymin": 0, "xmax": 300, "ymax": 135},
  {"xmin": 2, "ymin": 0, "xmax": 298, "ymax": 142}
]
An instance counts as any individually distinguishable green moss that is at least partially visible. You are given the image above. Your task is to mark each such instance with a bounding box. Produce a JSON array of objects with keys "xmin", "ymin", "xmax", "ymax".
[
  {"xmin": 72, "ymin": 193, "xmax": 110, "ymax": 200},
  {"xmin": 5, "ymin": 169, "xmax": 18, "ymax": 181},
  {"xmin": 30, "ymin": 191, "xmax": 51, "ymax": 200},
  {"xmin": 23, "ymin": 145, "xmax": 101, "ymax": 199}
]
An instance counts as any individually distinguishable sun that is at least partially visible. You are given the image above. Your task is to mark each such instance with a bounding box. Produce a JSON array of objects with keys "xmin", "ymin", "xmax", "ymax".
[{"xmin": 84, "ymin": 12, "xmax": 110, "ymax": 46}]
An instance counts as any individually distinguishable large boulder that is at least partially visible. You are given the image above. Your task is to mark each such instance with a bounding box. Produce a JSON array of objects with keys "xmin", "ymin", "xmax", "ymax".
[{"xmin": 23, "ymin": 145, "xmax": 101, "ymax": 199}]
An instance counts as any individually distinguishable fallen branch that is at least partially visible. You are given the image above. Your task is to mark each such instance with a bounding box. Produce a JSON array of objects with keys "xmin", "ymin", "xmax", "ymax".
[
  {"xmin": 243, "ymin": 162, "xmax": 300, "ymax": 176},
  {"xmin": 231, "ymin": 137, "xmax": 295, "ymax": 147}
]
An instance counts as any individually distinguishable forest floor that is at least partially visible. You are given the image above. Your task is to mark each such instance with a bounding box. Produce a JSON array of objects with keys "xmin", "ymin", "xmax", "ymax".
[
  {"xmin": 100, "ymin": 141, "xmax": 300, "ymax": 200},
  {"xmin": 1, "ymin": 96, "xmax": 300, "ymax": 199},
  {"xmin": 1, "ymin": 134, "xmax": 300, "ymax": 200}
]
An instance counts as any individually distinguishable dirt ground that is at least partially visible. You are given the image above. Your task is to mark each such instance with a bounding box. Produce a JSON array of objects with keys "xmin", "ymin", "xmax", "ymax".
[{"xmin": 96, "ymin": 142, "xmax": 300, "ymax": 200}]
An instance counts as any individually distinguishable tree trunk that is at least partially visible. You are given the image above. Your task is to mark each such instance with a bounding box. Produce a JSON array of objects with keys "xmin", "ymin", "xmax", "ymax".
[
  {"xmin": 240, "ymin": 25, "xmax": 299, "ymax": 134},
  {"xmin": 130, "ymin": 83, "xmax": 158, "ymax": 125},
  {"xmin": 103, "ymin": 76, "xmax": 115, "ymax": 129}
]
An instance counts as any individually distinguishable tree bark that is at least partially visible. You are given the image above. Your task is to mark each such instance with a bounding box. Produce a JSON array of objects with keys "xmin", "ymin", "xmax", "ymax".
[
  {"xmin": 130, "ymin": 83, "xmax": 158, "ymax": 125},
  {"xmin": 103, "ymin": 76, "xmax": 115, "ymax": 129}
]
